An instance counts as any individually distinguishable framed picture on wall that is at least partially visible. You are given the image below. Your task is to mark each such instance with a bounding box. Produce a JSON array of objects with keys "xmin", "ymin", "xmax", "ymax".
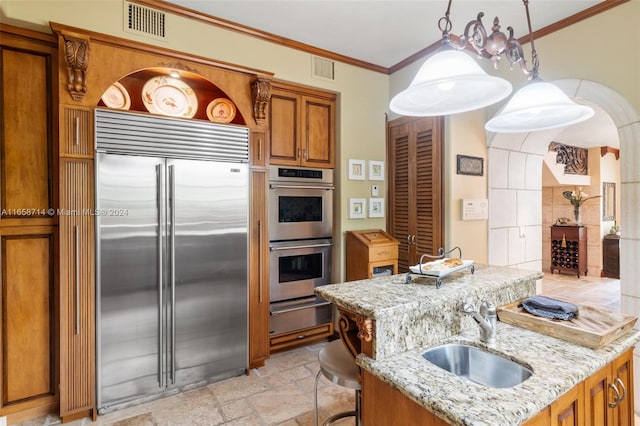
[
  {"xmin": 369, "ymin": 198, "xmax": 385, "ymax": 218},
  {"xmin": 456, "ymin": 155, "xmax": 484, "ymax": 176},
  {"xmin": 348, "ymin": 159, "xmax": 365, "ymax": 180},
  {"xmin": 349, "ymin": 198, "xmax": 366, "ymax": 219},
  {"xmin": 368, "ymin": 160, "xmax": 385, "ymax": 181}
]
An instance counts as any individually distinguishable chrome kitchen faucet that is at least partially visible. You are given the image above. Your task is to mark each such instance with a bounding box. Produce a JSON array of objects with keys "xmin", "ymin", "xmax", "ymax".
[{"xmin": 461, "ymin": 299, "xmax": 497, "ymax": 344}]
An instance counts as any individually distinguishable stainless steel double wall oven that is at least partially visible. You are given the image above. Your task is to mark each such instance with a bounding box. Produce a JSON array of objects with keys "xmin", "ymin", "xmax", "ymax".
[{"xmin": 268, "ymin": 166, "xmax": 334, "ymax": 335}]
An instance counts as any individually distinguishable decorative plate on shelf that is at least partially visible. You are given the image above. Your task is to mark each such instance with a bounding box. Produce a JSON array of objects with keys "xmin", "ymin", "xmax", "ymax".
[
  {"xmin": 142, "ymin": 76, "xmax": 198, "ymax": 118},
  {"xmin": 101, "ymin": 82, "xmax": 131, "ymax": 110},
  {"xmin": 206, "ymin": 98, "xmax": 236, "ymax": 123}
]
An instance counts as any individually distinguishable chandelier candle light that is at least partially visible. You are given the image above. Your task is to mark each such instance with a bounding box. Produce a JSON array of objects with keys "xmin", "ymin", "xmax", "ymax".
[{"xmin": 562, "ymin": 186, "xmax": 601, "ymax": 226}]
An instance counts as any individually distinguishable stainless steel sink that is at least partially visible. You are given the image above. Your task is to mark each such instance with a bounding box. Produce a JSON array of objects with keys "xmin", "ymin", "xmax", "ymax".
[{"xmin": 422, "ymin": 343, "xmax": 532, "ymax": 388}]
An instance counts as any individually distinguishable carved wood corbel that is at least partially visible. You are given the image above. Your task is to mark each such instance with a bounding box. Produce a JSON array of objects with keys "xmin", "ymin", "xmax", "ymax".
[
  {"xmin": 251, "ymin": 78, "xmax": 271, "ymax": 125},
  {"xmin": 337, "ymin": 309, "xmax": 374, "ymax": 359},
  {"xmin": 62, "ymin": 34, "xmax": 90, "ymax": 101}
]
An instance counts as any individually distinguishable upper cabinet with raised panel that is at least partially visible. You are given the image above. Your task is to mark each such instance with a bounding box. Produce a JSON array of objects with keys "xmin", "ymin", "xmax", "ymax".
[{"xmin": 269, "ymin": 81, "xmax": 336, "ymax": 169}]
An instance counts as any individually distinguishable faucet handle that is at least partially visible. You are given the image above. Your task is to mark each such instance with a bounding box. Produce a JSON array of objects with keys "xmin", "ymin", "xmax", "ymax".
[{"xmin": 462, "ymin": 298, "xmax": 476, "ymax": 313}]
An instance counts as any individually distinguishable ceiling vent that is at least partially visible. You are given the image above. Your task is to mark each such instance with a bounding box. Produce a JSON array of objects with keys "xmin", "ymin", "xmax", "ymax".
[
  {"xmin": 124, "ymin": 1, "xmax": 166, "ymax": 40},
  {"xmin": 312, "ymin": 56, "xmax": 335, "ymax": 81}
]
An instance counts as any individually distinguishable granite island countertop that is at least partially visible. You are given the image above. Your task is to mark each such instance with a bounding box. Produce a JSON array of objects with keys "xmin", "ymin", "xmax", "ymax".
[
  {"xmin": 315, "ymin": 263, "xmax": 640, "ymax": 425},
  {"xmin": 316, "ymin": 263, "xmax": 543, "ymax": 359},
  {"xmin": 357, "ymin": 322, "xmax": 640, "ymax": 426},
  {"xmin": 316, "ymin": 263, "xmax": 543, "ymax": 320}
]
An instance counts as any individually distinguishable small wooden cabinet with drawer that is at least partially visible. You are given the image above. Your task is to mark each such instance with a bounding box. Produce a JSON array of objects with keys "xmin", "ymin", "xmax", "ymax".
[{"xmin": 346, "ymin": 229, "xmax": 399, "ymax": 281}]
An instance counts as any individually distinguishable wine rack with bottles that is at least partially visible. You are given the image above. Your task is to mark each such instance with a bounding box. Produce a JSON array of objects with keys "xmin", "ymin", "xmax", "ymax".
[{"xmin": 550, "ymin": 225, "xmax": 587, "ymax": 277}]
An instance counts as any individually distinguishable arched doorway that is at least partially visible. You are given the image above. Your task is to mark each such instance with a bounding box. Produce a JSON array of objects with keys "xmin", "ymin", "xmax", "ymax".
[{"xmin": 486, "ymin": 78, "xmax": 640, "ymax": 411}]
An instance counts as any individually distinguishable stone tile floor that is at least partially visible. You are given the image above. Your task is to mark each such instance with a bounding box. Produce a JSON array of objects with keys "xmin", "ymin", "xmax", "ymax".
[{"xmin": 17, "ymin": 273, "xmax": 634, "ymax": 425}]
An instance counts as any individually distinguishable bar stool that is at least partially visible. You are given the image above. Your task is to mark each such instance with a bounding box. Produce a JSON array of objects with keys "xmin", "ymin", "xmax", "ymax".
[{"xmin": 313, "ymin": 339, "xmax": 362, "ymax": 426}]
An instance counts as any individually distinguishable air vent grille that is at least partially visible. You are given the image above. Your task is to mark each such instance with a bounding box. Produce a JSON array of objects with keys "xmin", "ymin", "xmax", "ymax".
[
  {"xmin": 125, "ymin": 1, "xmax": 166, "ymax": 39},
  {"xmin": 312, "ymin": 56, "xmax": 335, "ymax": 81}
]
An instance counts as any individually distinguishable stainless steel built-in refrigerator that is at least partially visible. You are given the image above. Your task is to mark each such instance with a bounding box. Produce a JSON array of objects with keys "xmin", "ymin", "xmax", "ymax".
[{"xmin": 95, "ymin": 109, "xmax": 249, "ymax": 413}]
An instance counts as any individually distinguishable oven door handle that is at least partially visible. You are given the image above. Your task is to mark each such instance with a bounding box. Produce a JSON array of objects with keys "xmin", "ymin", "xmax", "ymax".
[
  {"xmin": 270, "ymin": 242, "xmax": 334, "ymax": 251},
  {"xmin": 270, "ymin": 301, "xmax": 332, "ymax": 316},
  {"xmin": 269, "ymin": 184, "xmax": 335, "ymax": 190}
]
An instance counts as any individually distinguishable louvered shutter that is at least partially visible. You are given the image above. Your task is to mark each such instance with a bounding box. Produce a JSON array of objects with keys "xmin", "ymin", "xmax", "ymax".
[{"xmin": 387, "ymin": 117, "xmax": 443, "ymax": 271}]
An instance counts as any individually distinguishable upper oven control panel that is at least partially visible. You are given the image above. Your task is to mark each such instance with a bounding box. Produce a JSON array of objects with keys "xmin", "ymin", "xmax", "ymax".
[{"xmin": 269, "ymin": 165, "xmax": 333, "ymax": 185}]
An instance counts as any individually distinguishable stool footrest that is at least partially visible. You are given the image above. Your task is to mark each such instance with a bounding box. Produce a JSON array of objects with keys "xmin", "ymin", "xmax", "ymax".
[{"xmin": 323, "ymin": 410, "xmax": 357, "ymax": 426}]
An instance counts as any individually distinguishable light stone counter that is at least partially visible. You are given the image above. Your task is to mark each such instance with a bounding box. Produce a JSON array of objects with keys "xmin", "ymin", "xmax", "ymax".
[
  {"xmin": 357, "ymin": 322, "xmax": 640, "ymax": 426},
  {"xmin": 315, "ymin": 263, "xmax": 640, "ymax": 425},
  {"xmin": 316, "ymin": 263, "xmax": 543, "ymax": 359}
]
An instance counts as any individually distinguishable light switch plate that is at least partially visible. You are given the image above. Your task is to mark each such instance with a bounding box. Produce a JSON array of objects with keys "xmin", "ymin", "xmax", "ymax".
[
  {"xmin": 0, "ymin": 416, "xmax": 7, "ymax": 426},
  {"xmin": 372, "ymin": 185, "xmax": 379, "ymax": 197}
]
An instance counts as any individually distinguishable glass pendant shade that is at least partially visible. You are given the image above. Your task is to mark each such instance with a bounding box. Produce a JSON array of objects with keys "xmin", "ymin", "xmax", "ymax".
[
  {"xmin": 389, "ymin": 49, "xmax": 513, "ymax": 116},
  {"xmin": 485, "ymin": 80, "xmax": 595, "ymax": 133}
]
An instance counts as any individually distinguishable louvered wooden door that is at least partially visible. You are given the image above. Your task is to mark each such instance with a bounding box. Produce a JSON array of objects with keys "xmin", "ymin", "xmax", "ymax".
[{"xmin": 387, "ymin": 116, "xmax": 443, "ymax": 272}]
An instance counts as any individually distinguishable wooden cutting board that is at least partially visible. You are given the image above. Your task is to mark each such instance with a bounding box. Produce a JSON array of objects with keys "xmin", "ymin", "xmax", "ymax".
[{"xmin": 497, "ymin": 299, "xmax": 637, "ymax": 349}]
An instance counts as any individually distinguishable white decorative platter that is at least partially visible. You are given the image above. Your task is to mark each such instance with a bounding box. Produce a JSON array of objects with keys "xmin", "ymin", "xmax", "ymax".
[
  {"xmin": 101, "ymin": 82, "xmax": 131, "ymax": 110},
  {"xmin": 409, "ymin": 259, "xmax": 474, "ymax": 277},
  {"xmin": 142, "ymin": 76, "xmax": 198, "ymax": 118}
]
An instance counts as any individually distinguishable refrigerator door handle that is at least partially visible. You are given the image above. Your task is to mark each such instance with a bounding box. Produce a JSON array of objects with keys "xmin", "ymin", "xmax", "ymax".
[
  {"xmin": 156, "ymin": 164, "xmax": 165, "ymax": 388},
  {"xmin": 169, "ymin": 164, "xmax": 176, "ymax": 385}
]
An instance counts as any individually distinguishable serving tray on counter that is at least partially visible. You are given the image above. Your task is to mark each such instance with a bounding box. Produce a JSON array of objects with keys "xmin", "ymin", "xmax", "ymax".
[{"xmin": 498, "ymin": 299, "xmax": 637, "ymax": 349}]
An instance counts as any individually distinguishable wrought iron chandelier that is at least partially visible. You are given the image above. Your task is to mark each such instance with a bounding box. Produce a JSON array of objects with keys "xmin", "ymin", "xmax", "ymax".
[{"xmin": 389, "ymin": 0, "xmax": 594, "ymax": 133}]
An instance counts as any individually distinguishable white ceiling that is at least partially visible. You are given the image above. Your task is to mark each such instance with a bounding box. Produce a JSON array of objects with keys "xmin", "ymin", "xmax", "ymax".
[{"xmin": 164, "ymin": 0, "xmax": 604, "ymax": 69}]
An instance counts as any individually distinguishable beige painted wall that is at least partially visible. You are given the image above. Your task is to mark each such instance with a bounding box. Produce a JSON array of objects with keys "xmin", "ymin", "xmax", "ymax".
[{"xmin": 0, "ymin": 0, "xmax": 389, "ymax": 282}]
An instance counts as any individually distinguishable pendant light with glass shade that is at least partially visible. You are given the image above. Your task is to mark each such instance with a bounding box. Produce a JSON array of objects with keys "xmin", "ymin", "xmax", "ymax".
[
  {"xmin": 389, "ymin": 0, "xmax": 513, "ymax": 116},
  {"xmin": 485, "ymin": 0, "xmax": 594, "ymax": 133}
]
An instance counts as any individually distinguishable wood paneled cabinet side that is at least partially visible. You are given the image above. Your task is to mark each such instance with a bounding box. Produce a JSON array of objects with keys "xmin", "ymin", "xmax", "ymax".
[
  {"xmin": 0, "ymin": 24, "xmax": 60, "ymax": 423},
  {"xmin": 248, "ymin": 134, "xmax": 269, "ymax": 368},
  {"xmin": 268, "ymin": 83, "xmax": 335, "ymax": 169},
  {"xmin": 58, "ymin": 147, "xmax": 96, "ymax": 419},
  {"xmin": 361, "ymin": 370, "xmax": 448, "ymax": 426}
]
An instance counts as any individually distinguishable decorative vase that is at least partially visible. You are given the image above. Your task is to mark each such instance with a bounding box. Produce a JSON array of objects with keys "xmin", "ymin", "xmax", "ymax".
[{"xmin": 573, "ymin": 206, "xmax": 582, "ymax": 225}]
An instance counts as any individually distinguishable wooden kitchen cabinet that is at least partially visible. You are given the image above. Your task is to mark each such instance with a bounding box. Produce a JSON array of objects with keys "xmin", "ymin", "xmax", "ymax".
[
  {"xmin": 362, "ymin": 350, "xmax": 633, "ymax": 426},
  {"xmin": 248, "ymin": 130, "xmax": 270, "ymax": 368},
  {"xmin": 345, "ymin": 229, "xmax": 398, "ymax": 281},
  {"xmin": 550, "ymin": 225, "xmax": 587, "ymax": 277},
  {"xmin": 549, "ymin": 382, "xmax": 583, "ymax": 426},
  {"xmin": 269, "ymin": 81, "xmax": 335, "ymax": 168},
  {"xmin": 584, "ymin": 347, "xmax": 634, "ymax": 426},
  {"xmin": 58, "ymin": 105, "xmax": 96, "ymax": 421},
  {"xmin": 58, "ymin": 157, "xmax": 96, "ymax": 422},
  {"xmin": 387, "ymin": 116, "xmax": 444, "ymax": 272},
  {"xmin": 60, "ymin": 106, "xmax": 93, "ymax": 156},
  {"xmin": 0, "ymin": 24, "xmax": 59, "ymax": 423}
]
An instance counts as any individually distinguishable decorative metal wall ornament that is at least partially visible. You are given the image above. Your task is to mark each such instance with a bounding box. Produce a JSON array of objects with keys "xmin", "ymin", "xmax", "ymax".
[{"xmin": 549, "ymin": 142, "xmax": 588, "ymax": 175}]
